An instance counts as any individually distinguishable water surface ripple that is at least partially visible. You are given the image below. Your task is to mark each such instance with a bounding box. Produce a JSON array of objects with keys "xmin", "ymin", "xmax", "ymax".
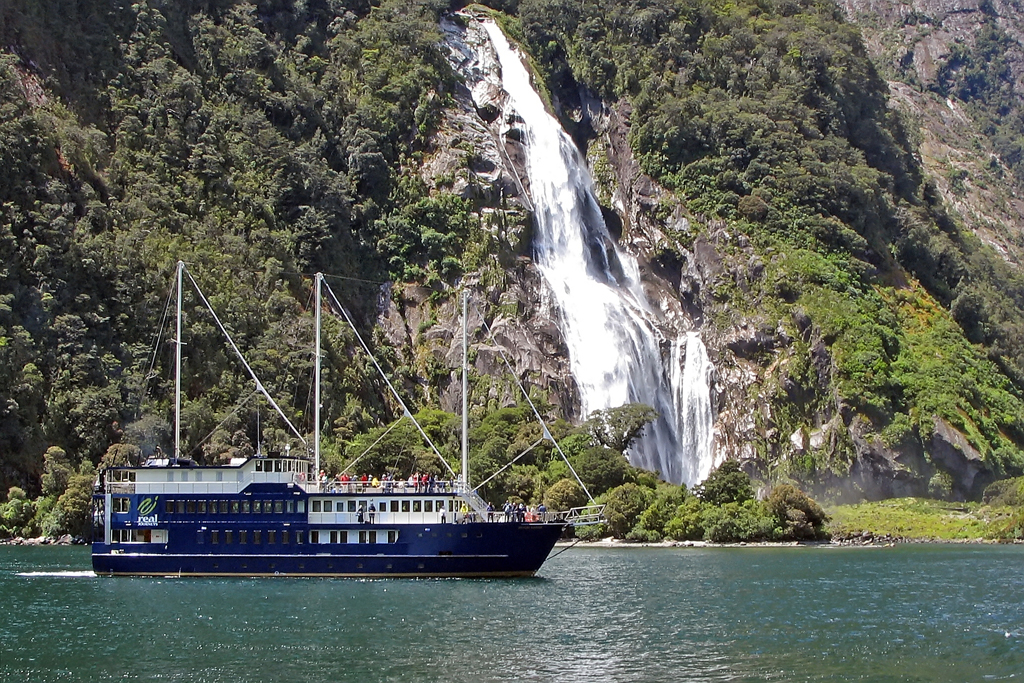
[{"xmin": 2, "ymin": 544, "xmax": 1021, "ymax": 682}]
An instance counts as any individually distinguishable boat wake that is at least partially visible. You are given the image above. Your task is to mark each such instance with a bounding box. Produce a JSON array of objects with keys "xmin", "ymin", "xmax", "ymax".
[{"xmin": 17, "ymin": 570, "xmax": 97, "ymax": 578}]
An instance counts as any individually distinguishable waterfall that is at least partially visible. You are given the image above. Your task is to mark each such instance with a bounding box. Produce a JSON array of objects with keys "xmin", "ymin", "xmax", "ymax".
[{"xmin": 479, "ymin": 21, "xmax": 716, "ymax": 485}]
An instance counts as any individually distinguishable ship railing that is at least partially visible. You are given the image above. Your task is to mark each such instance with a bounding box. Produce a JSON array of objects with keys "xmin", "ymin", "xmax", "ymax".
[
  {"xmin": 556, "ymin": 504, "xmax": 606, "ymax": 526},
  {"xmin": 107, "ymin": 483, "xmax": 136, "ymax": 494},
  {"xmin": 309, "ymin": 479, "xmax": 461, "ymax": 495}
]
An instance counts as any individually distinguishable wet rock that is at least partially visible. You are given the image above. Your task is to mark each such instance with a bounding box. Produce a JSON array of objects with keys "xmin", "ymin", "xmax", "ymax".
[{"xmin": 929, "ymin": 417, "xmax": 995, "ymax": 500}]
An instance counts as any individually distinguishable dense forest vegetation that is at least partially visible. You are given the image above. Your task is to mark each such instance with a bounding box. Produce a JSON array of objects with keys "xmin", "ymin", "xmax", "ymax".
[{"xmin": 3, "ymin": 0, "xmax": 1024, "ymax": 537}]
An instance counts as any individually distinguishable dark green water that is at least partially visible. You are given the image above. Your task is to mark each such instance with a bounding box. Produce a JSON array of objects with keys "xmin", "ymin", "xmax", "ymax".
[{"xmin": 1, "ymin": 544, "xmax": 1021, "ymax": 682}]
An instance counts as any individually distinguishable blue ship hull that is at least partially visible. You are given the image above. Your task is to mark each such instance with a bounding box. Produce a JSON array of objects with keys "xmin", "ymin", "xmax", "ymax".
[{"xmin": 92, "ymin": 521, "xmax": 564, "ymax": 577}]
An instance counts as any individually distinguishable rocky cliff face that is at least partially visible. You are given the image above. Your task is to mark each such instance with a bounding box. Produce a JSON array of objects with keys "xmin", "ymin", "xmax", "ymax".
[
  {"xmin": 839, "ymin": 0, "xmax": 1024, "ymax": 262},
  {"xmin": 380, "ymin": 11, "xmax": 1017, "ymax": 500}
]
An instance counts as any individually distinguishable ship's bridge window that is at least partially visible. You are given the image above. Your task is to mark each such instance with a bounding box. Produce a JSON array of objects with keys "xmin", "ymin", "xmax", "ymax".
[
  {"xmin": 109, "ymin": 470, "xmax": 136, "ymax": 483},
  {"xmin": 312, "ymin": 500, "xmax": 321, "ymax": 512},
  {"xmin": 413, "ymin": 500, "xmax": 422, "ymax": 513},
  {"xmin": 390, "ymin": 500, "xmax": 399, "ymax": 513},
  {"xmin": 255, "ymin": 460, "xmax": 264, "ymax": 472},
  {"xmin": 424, "ymin": 500, "xmax": 433, "ymax": 513},
  {"xmin": 401, "ymin": 501, "xmax": 410, "ymax": 513},
  {"xmin": 253, "ymin": 500, "xmax": 262, "ymax": 514},
  {"xmin": 165, "ymin": 500, "xmax": 173, "ymax": 514},
  {"xmin": 286, "ymin": 500, "xmax": 294, "ymax": 514},
  {"xmin": 113, "ymin": 497, "xmax": 129, "ymax": 513},
  {"xmin": 347, "ymin": 500, "xmax": 356, "ymax": 512},
  {"xmin": 241, "ymin": 500, "xmax": 250, "ymax": 514},
  {"xmin": 321, "ymin": 500, "xmax": 330, "ymax": 513},
  {"xmin": 297, "ymin": 500, "xmax": 305, "ymax": 513},
  {"xmin": 274, "ymin": 460, "xmax": 282, "ymax": 473}
]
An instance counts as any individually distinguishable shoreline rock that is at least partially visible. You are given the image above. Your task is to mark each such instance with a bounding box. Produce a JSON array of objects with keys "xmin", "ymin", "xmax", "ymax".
[{"xmin": 0, "ymin": 535, "xmax": 85, "ymax": 546}]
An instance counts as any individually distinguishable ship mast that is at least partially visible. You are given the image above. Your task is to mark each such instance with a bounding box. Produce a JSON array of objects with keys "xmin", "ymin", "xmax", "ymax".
[
  {"xmin": 314, "ymin": 272, "xmax": 323, "ymax": 481},
  {"xmin": 174, "ymin": 260, "xmax": 184, "ymax": 461},
  {"xmin": 461, "ymin": 290, "xmax": 469, "ymax": 489}
]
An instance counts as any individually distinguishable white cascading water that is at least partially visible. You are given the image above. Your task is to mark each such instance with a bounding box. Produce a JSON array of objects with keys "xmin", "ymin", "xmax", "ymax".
[{"xmin": 481, "ymin": 22, "xmax": 717, "ymax": 485}]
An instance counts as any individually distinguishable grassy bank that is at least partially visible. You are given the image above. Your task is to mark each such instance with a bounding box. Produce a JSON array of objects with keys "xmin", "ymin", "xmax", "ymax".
[{"xmin": 827, "ymin": 497, "xmax": 1020, "ymax": 541}]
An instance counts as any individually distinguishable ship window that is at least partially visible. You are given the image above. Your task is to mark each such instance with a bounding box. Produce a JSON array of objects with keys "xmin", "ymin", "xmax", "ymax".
[
  {"xmin": 297, "ymin": 500, "xmax": 305, "ymax": 513},
  {"xmin": 321, "ymin": 500, "xmax": 331, "ymax": 513},
  {"xmin": 253, "ymin": 500, "xmax": 262, "ymax": 514},
  {"xmin": 359, "ymin": 530, "xmax": 367, "ymax": 544},
  {"xmin": 311, "ymin": 530, "xmax": 320, "ymax": 543},
  {"xmin": 436, "ymin": 500, "xmax": 444, "ymax": 512},
  {"xmin": 424, "ymin": 500, "xmax": 433, "ymax": 513},
  {"xmin": 347, "ymin": 500, "xmax": 356, "ymax": 512},
  {"xmin": 369, "ymin": 531, "xmax": 377, "ymax": 544},
  {"xmin": 296, "ymin": 531, "xmax": 304, "ymax": 544},
  {"xmin": 220, "ymin": 501, "xmax": 228, "ymax": 514},
  {"xmin": 241, "ymin": 501, "xmax": 250, "ymax": 514},
  {"xmin": 165, "ymin": 500, "xmax": 174, "ymax": 514},
  {"xmin": 286, "ymin": 500, "xmax": 294, "ymax": 513},
  {"xmin": 274, "ymin": 460, "xmax": 282, "ymax": 473},
  {"xmin": 208, "ymin": 500, "xmax": 217, "ymax": 515},
  {"xmin": 176, "ymin": 500, "xmax": 186, "ymax": 514},
  {"xmin": 225, "ymin": 530, "xmax": 233, "ymax": 544},
  {"xmin": 388, "ymin": 530, "xmax": 397, "ymax": 543},
  {"xmin": 113, "ymin": 497, "xmax": 129, "ymax": 513},
  {"xmin": 133, "ymin": 530, "xmax": 151, "ymax": 543},
  {"xmin": 187, "ymin": 500, "xmax": 196, "ymax": 514},
  {"xmin": 390, "ymin": 500, "xmax": 399, "ymax": 513},
  {"xmin": 282, "ymin": 530, "xmax": 289, "ymax": 544},
  {"xmin": 401, "ymin": 501, "xmax": 410, "ymax": 513},
  {"xmin": 330, "ymin": 530, "xmax": 338, "ymax": 543},
  {"xmin": 196, "ymin": 531, "xmax": 204, "ymax": 544},
  {"xmin": 255, "ymin": 461, "xmax": 264, "ymax": 472},
  {"xmin": 268, "ymin": 530, "xmax": 276, "ymax": 544},
  {"xmin": 211, "ymin": 530, "xmax": 219, "ymax": 544},
  {"xmin": 239, "ymin": 530, "xmax": 247, "ymax": 544},
  {"xmin": 413, "ymin": 501, "xmax": 422, "ymax": 513},
  {"xmin": 253, "ymin": 530, "xmax": 261, "ymax": 544},
  {"xmin": 312, "ymin": 500, "xmax": 321, "ymax": 512},
  {"xmin": 197, "ymin": 501, "xmax": 207, "ymax": 514},
  {"xmin": 450, "ymin": 500, "xmax": 456, "ymax": 512},
  {"xmin": 230, "ymin": 501, "xmax": 239, "ymax": 514},
  {"xmin": 274, "ymin": 500, "xmax": 283, "ymax": 514}
]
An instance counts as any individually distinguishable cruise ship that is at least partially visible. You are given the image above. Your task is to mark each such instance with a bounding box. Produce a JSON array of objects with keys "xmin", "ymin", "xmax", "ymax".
[
  {"xmin": 91, "ymin": 264, "xmax": 600, "ymax": 577},
  {"xmin": 91, "ymin": 455, "xmax": 568, "ymax": 577}
]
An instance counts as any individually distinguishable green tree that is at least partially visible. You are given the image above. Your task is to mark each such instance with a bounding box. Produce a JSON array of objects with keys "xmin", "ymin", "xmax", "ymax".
[
  {"xmin": 603, "ymin": 482, "xmax": 654, "ymax": 537},
  {"xmin": 584, "ymin": 403, "xmax": 659, "ymax": 452},
  {"xmin": 543, "ymin": 478, "xmax": 587, "ymax": 511},
  {"xmin": 694, "ymin": 460, "xmax": 755, "ymax": 506},
  {"xmin": 570, "ymin": 446, "xmax": 629, "ymax": 497}
]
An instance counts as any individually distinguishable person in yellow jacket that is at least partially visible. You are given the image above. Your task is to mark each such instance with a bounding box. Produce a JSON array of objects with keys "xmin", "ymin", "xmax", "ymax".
[{"xmin": 459, "ymin": 502, "xmax": 470, "ymax": 523}]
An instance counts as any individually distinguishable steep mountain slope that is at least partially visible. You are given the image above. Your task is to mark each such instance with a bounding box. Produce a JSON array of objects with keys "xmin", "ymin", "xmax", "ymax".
[{"xmin": 2, "ymin": 0, "xmax": 1024, "ymax": 506}]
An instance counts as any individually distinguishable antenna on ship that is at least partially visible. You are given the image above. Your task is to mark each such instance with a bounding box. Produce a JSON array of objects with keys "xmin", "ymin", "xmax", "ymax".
[
  {"xmin": 314, "ymin": 272, "xmax": 323, "ymax": 482},
  {"xmin": 461, "ymin": 290, "xmax": 470, "ymax": 491},
  {"xmin": 174, "ymin": 260, "xmax": 184, "ymax": 462}
]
